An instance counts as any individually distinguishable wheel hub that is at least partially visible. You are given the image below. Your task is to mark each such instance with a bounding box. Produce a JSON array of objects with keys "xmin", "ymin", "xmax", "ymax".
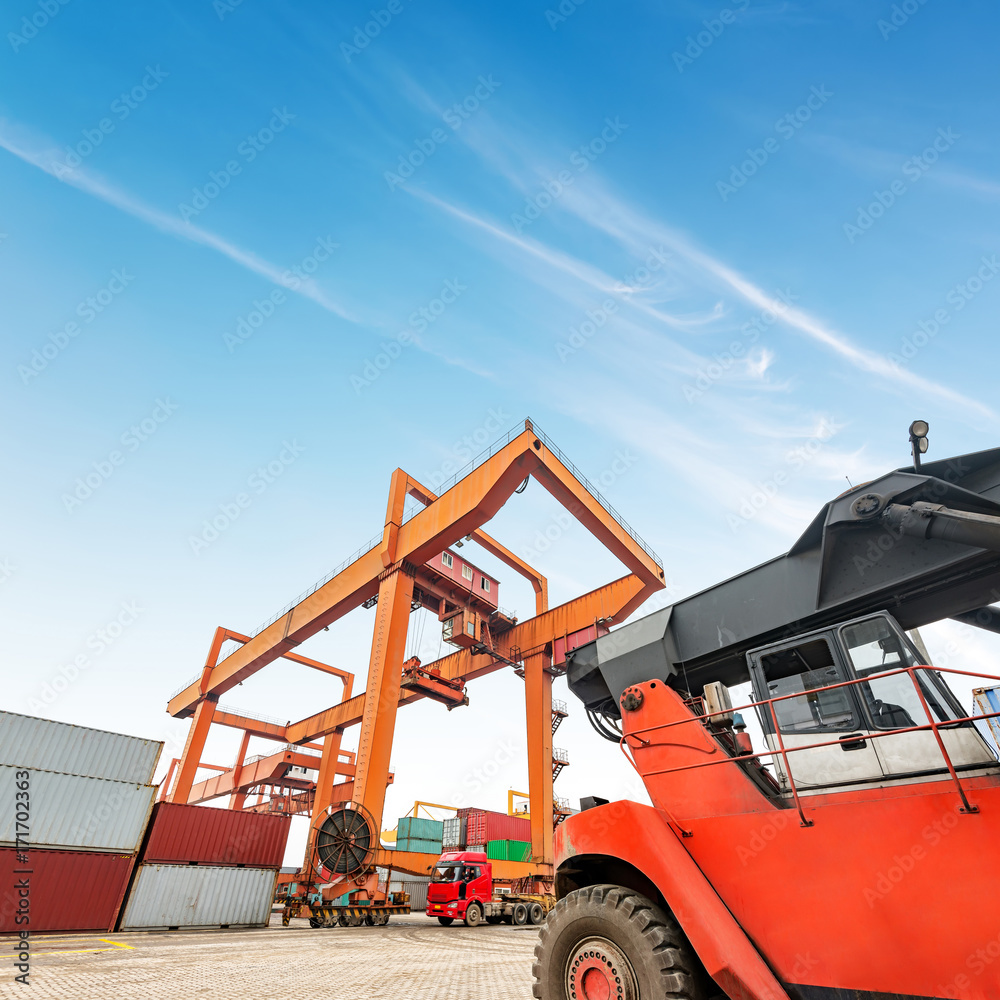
[{"xmin": 566, "ymin": 937, "xmax": 638, "ymax": 1000}]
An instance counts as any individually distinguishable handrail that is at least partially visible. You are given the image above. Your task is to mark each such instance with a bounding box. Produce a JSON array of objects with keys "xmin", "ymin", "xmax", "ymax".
[{"xmin": 620, "ymin": 665, "xmax": 1000, "ymax": 828}]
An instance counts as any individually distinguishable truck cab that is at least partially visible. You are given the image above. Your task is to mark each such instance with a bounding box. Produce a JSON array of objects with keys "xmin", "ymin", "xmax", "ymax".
[{"xmin": 426, "ymin": 851, "xmax": 492, "ymax": 925}]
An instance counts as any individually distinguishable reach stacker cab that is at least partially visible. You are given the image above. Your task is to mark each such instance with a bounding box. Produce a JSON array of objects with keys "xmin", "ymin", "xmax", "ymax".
[
  {"xmin": 427, "ymin": 850, "xmax": 553, "ymax": 926},
  {"xmin": 535, "ymin": 444, "xmax": 1000, "ymax": 1000}
]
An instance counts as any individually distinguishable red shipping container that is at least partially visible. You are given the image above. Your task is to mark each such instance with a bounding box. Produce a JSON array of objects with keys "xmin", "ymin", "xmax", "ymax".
[
  {"xmin": 464, "ymin": 810, "xmax": 530, "ymax": 845},
  {"xmin": 140, "ymin": 803, "xmax": 290, "ymax": 868},
  {"xmin": 0, "ymin": 847, "xmax": 134, "ymax": 933},
  {"xmin": 484, "ymin": 812, "xmax": 531, "ymax": 841}
]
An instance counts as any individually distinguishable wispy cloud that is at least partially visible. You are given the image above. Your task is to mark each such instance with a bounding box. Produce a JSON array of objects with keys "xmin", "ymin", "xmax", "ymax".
[
  {"xmin": 0, "ymin": 119, "xmax": 357, "ymax": 322},
  {"xmin": 410, "ymin": 157, "xmax": 996, "ymax": 425}
]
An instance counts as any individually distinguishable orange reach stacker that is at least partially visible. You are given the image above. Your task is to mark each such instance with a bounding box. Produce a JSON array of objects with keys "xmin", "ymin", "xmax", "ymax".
[{"xmin": 537, "ymin": 443, "xmax": 1000, "ymax": 1000}]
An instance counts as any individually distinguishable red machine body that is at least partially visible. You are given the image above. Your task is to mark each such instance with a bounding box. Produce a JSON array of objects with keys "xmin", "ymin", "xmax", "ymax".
[
  {"xmin": 541, "ymin": 447, "xmax": 1000, "ymax": 1000},
  {"xmin": 556, "ymin": 674, "xmax": 1000, "ymax": 1000}
]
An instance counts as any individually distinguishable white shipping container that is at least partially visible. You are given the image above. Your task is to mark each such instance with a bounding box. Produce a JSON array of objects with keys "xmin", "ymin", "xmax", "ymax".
[
  {"xmin": 442, "ymin": 816, "xmax": 463, "ymax": 848},
  {"xmin": 0, "ymin": 766, "xmax": 155, "ymax": 853},
  {"xmin": 119, "ymin": 864, "xmax": 278, "ymax": 930},
  {"xmin": 0, "ymin": 712, "xmax": 162, "ymax": 784}
]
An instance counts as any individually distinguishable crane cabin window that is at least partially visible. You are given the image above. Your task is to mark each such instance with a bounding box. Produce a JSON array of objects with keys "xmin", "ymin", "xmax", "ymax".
[
  {"xmin": 480, "ymin": 577, "xmax": 490, "ymax": 592},
  {"xmin": 462, "ymin": 564, "xmax": 473, "ymax": 581},
  {"xmin": 756, "ymin": 637, "xmax": 856, "ymax": 733},
  {"xmin": 442, "ymin": 552, "xmax": 454, "ymax": 569}
]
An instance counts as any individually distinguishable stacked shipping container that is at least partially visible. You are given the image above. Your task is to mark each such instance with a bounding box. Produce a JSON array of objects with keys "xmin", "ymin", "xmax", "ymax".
[
  {"xmin": 442, "ymin": 816, "xmax": 464, "ymax": 849},
  {"xmin": 119, "ymin": 802, "xmax": 290, "ymax": 930},
  {"xmin": 394, "ymin": 816, "xmax": 443, "ymax": 854},
  {"xmin": 464, "ymin": 810, "xmax": 530, "ymax": 846},
  {"xmin": 0, "ymin": 712, "xmax": 161, "ymax": 933},
  {"xmin": 486, "ymin": 839, "xmax": 531, "ymax": 862}
]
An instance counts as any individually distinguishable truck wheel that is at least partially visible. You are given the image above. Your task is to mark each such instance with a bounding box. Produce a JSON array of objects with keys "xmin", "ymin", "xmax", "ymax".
[
  {"xmin": 308, "ymin": 916, "xmax": 321, "ymax": 928},
  {"xmin": 513, "ymin": 903, "xmax": 529, "ymax": 925},
  {"xmin": 464, "ymin": 903, "xmax": 484, "ymax": 927},
  {"xmin": 437, "ymin": 916, "xmax": 455, "ymax": 926},
  {"xmin": 532, "ymin": 884, "xmax": 703, "ymax": 1000},
  {"xmin": 528, "ymin": 903, "xmax": 545, "ymax": 925}
]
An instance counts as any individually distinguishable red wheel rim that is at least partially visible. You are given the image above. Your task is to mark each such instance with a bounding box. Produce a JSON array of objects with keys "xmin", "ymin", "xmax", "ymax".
[{"xmin": 566, "ymin": 937, "xmax": 637, "ymax": 1000}]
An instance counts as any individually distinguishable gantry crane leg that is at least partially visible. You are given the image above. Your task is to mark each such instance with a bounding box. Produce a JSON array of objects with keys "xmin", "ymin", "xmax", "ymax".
[
  {"xmin": 351, "ymin": 562, "xmax": 416, "ymax": 829},
  {"xmin": 169, "ymin": 694, "xmax": 218, "ymax": 803},
  {"xmin": 524, "ymin": 649, "xmax": 554, "ymax": 871}
]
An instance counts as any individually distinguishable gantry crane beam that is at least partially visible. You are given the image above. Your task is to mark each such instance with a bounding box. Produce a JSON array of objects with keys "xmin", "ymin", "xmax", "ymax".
[
  {"xmin": 286, "ymin": 572, "xmax": 648, "ymax": 744},
  {"xmin": 168, "ymin": 628, "xmax": 354, "ymax": 805},
  {"xmin": 186, "ymin": 748, "xmax": 343, "ymax": 805},
  {"xmin": 168, "ymin": 424, "xmax": 660, "ymax": 719},
  {"xmin": 403, "ymin": 475, "xmax": 549, "ymax": 615},
  {"xmin": 212, "ymin": 709, "xmax": 288, "ymax": 741}
]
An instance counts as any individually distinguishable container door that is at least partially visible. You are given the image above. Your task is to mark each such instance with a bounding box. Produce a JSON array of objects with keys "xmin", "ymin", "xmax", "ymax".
[
  {"xmin": 839, "ymin": 617, "xmax": 996, "ymax": 777},
  {"xmin": 750, "ymin": 633, "xmax": 883, "ymax": 791}
]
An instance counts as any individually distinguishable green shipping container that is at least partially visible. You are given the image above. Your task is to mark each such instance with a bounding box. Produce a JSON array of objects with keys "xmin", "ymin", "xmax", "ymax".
[
  {"xmin": 397, "ymin": 817, "xmax": 444, "ymax": 841},
  {"xmin": 486, "ymin": 839, "xmax": 532, "ymax": 861},
  {"xmin": 509, "ymin": 840, "xmax": 531, "ymax": 862}
]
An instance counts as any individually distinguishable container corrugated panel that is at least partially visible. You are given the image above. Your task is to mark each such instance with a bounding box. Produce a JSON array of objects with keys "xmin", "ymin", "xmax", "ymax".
[
  {"xmin": 0, "ymin": 847, "xmax": 135, "ymax": 933},
  {"xmin": 0, "ymin": 712, "xmax": 161, "ymax": 784},
  {"xmin": 397, "ymin": 817, "xmax": 444, "ymax": 841},
  {"xmin": 0, "ymin": 767, "xmax": 154, "ymax": 853},
  {"xmin": 466, "ymin": 810, "xmax": 486, "ymax": 845},
  {"xmin": 484, "ymin": 812, "xmax": 531, "ymax": 842},
  {"xmin": 404, "ymin": 881, "xmax": 429, "ymax": 910},
  {"xmin": 119, "ymin": 864, "xmax": 278, "ymax": 930},
  {"xmin": 441, "ymin": 816, "xmax": 464, "ymax": 848},
  {"xmin": 508, "ymin": 840, "xmax": 531, "ymax": 862},
  {"xmin": 486, "ymin": 839, "xmax": 532, "ymax": 861},
  {"xmin": 395, "ymin": 837, "xmax": 442, "ymax": 854},
  {"xmin": 140, "ymin": 802, "xmax": 290, "ymax": 867}
]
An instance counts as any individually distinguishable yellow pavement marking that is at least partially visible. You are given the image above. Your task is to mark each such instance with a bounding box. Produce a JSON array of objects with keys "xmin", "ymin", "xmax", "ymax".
[{"xmin": 0, "ymin": 937, "xmax": 135, "ymax": 958}]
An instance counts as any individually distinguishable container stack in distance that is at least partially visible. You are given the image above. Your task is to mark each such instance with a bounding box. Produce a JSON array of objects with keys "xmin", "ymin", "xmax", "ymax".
[
  {"xmin": 118, "ymin": 801, "xmax": 291, "ymax": 930},
  {"xmin": 464, "ymin": 809, "xmax": 530, "ymax": 848},
  {"xmin": 0, "ymin": 711, "xmax": 162, "ymax": 934}
]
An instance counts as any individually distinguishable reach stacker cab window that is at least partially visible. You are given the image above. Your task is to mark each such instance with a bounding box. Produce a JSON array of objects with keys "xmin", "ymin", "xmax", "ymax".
[{"xmin": 747, "ymin": 612, "xmax": 993, "ymax": 790}]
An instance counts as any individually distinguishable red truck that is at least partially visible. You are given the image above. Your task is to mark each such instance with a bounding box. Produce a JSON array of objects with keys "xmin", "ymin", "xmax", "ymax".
[{"xmin": 426, "ymin": 851, "xmax": 553, "ymax": 926}]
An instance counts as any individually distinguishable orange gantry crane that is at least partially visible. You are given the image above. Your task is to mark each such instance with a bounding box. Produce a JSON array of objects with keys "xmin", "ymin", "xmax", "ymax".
[{"xmin": 165, "ymin": 419, "xmax": 664, "ymax": 912}]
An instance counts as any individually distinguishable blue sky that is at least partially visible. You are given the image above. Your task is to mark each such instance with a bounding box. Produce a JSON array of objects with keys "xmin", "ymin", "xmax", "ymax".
[{"xmin": 3, "ymin": 0, "xmax": 1000, "ymax": 858}]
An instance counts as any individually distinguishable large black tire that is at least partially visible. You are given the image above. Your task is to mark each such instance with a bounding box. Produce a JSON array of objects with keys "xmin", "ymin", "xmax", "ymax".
[
  {"xmin": 528, "ymin": 902, "xmax": 545, "ymax": 925},
  {"xmin": 512, "ymin": 903, "xmax": 529, "ymax": 925},
  {"xmin": 532, "ymin": 884, "xmax": 704, "ymax": 1000},
  {"xmin": 438, "ymin": 916, "xmax": 455, "ymax": 926},
  {"xmin": 464, "ymin": 902, "xmax": 484, "ymax": 927}
]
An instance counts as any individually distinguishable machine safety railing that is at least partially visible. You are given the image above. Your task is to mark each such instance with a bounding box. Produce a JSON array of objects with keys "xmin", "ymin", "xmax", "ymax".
[{"xmin": 619, "ymin": 665, "xmax": 1000, "ymax": 832}]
